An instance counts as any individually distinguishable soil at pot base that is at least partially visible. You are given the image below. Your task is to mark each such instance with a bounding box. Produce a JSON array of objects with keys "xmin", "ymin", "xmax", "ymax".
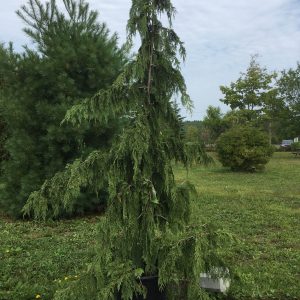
[{"xmin": 117, "ymin": 276, "xmax": 166, "ymax": 300}]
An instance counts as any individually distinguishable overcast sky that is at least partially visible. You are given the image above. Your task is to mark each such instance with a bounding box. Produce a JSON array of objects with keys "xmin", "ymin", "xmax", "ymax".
[{"xmin": 1, "ymin": 0, "xmax": 300, "ymax": 120}]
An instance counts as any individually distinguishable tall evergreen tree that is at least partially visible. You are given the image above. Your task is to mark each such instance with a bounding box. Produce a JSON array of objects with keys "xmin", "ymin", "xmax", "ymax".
[
  {"xmin": 25, "ymin": 0, "xmax": 227, "ymax": 298},
  {"xmin": 0, "ymin": 0, "xmax": 127, "ymax": 217}
]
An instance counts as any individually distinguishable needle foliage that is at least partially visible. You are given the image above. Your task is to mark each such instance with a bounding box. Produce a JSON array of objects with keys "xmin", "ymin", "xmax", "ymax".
[
  {"xmin": 24, "ymin": 1, "xmax": 228, "ymax": 299},
  {"xmin": 0, "ymin": 0, "xmax": 127, "ymax": 217}
]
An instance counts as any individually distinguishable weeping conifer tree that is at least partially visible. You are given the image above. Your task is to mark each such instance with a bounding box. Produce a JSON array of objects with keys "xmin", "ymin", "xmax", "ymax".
[{"xmin": 24, "ymin": 0, "xmax": 228, "ymax": 299}]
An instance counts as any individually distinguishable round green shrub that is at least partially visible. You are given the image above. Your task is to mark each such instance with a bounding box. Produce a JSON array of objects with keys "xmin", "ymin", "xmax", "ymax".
[{"xmin": 216, "ymin": 125, "xmax": 274, "ymax": 172}]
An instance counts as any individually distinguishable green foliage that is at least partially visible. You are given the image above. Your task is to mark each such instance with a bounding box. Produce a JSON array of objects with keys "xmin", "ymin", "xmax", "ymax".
[
  {"xmin": 220, "ymin": 56, "xmax": 277, "ymax": 116},
  {"xmin": 184, "ymin": 124, "xmax": 201, "ymax": 143},
  {"xmin": 24, "ymin": 151, "xmax": 109, "ymax": 220},
  {"xmin": 0, "ymin": 0, "xmax": 126, "ymax": 217},
  {"xmin": 0, "ymin": 118, "xmax": 7, "ymax": 164},
  {"xmin": 0, "ymin": 110, "xmax": 8, "ymax": 169},
  {"xmin": 216, "ymin": 58, "xmax": 300, "ymax": 143},
  {"xmin": 216, "ymin": 125, "xmax": 274, "ymax": 172},
  {"xmin": 291, "ymin": 141, "xmax": 300, "ymax": 151},
  {"xmin": 24, "ymin": 0, "xmax": 229, "ymax": 299},
  {"xmin": 277, "ymin": 63, "xmax": 300, "ymax": 137},
  {"xmin": 184, "ymin": 142, "xmax": 213, "ymax": 166},
  {"xmin": 182, "ymin": 120, "xmax": 213, "ymax": 166},
  {"xmin": 219, "ymin": 56, "xmax": 285, "ymax": 145},
  {"xmin": 278, "ymin": 62, "xmax": 300, "ymax": 112},
  {"xmin": 0, "ymin": 44, "xmax": 14, "ymax": 167},
  {"xmin": 202, "ymin": 106, "xmax": 227, "ymax": 143}
]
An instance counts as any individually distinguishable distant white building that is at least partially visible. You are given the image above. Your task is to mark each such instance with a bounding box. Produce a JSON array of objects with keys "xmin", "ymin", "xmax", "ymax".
[{"xmin": 294, "ymin": 136, "xmax": 299, "ymax": 143}]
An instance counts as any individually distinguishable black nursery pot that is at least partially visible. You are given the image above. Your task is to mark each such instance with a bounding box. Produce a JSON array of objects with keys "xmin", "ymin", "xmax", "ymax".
[{"xmin": 117, "ymin": 276, "xmax": 166, "ymax": 300}]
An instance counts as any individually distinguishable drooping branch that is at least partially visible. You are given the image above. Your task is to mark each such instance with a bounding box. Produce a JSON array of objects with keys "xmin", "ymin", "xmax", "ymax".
[{"xmin": 147, "ymin": 1, "xmax": 154, "ymax": 105}]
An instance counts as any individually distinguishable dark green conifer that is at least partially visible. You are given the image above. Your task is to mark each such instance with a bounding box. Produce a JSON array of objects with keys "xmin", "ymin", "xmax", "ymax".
[
  {"xmin": 0, "ymin": 44, "xmax": 13, "ymax": 165},
  {"xmin": 25, "ymin": 0, "xmax": 228, "ymax": 298},
  {"xmin": 0, "ymin": 0, "xmax": 127, "ymax": 217}
]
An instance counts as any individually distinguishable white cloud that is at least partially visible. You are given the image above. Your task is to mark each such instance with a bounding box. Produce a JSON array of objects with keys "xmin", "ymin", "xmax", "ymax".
[{"xmin": 1, "ymin": 0, "xmax": 300, "ymax": 119}]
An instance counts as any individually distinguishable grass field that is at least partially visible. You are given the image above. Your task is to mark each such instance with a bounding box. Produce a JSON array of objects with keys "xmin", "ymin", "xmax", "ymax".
[{"xmin": 1, "ymin": 152, "xmax": 299, "ymax": 300}]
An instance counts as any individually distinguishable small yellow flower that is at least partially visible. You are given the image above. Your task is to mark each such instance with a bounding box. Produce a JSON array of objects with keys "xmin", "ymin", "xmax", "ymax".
[
  {"xmin": 74, "ymin": 275, "xmax": 78, "ymax": 278},
  {"xmin": 64, "ymin": 276, "xmax": 68, "ymax": 280},
  {"xmin": 5, "ymin": 250, "xmax": 10, "ymax": 253},
  {"xmin": 58, "ymin": 279, "xmax": 62, "ymax": 283},
  {"xmin": 35, "ymin": 294, "xmax": 41, "ymax": 299}
]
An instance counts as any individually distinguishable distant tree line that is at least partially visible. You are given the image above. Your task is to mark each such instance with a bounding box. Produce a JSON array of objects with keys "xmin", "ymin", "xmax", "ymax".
[{"xmin": 184, "ymin": 56, "xmax": 300, "ymax": 147}]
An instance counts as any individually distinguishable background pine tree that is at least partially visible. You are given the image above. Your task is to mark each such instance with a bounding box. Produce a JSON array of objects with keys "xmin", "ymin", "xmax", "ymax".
[
  {"xmin": 0, "ymin": 44, "xmax": 13, "ymax": 166},
  {"xmin": 0, "ymin": 0, "xmax": 127, "ymax": 217}
]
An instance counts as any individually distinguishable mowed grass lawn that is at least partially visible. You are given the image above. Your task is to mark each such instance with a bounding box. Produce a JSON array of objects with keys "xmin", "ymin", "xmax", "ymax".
[
  {"xmin": 176, "ymin": 152, "xmax": 300, "ymax": 299},
  {"xmin": 0, "ymin": 152, "xmax": 299, "ymax": 300}
]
